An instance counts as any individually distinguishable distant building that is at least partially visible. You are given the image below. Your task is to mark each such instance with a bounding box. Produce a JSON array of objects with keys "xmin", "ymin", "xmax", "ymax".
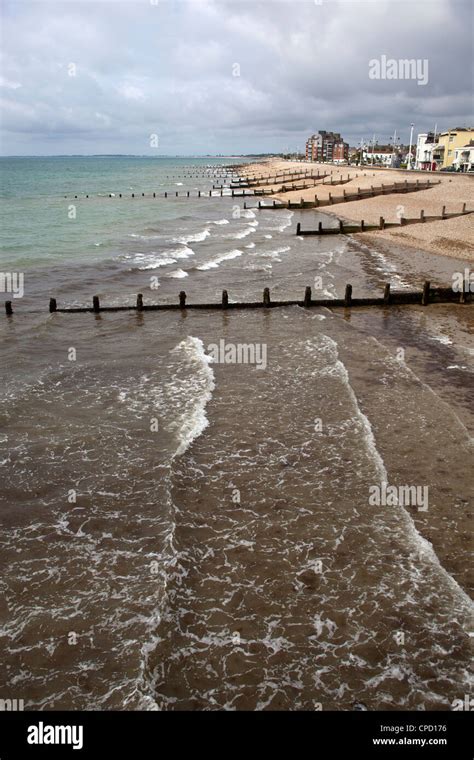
[
  {"xmin": 453, "ymin": 140, "xmax": 474, "ymax": 172},
  {"xmin": 306, "ymin": 131, "xmax": 349, "ymax": 163},
  {"xmin": 362, "ymin": 145, "xmax": 396, "ymax": 166},
  {"xmin": 432, "ymin": 127, "xmax": 474, "ymax": 169}
]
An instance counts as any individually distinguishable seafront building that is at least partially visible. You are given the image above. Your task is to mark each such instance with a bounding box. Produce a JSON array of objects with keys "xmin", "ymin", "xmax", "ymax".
[
  {"xmin": 305, "ymin": 131, "xmax": 349, "ymax": 163},
  {"xmin": 453, "ymin": 140, "xmax": 474, "ymax": 172},
  {"xmin": 415, "ymin": 132, "xmax": 436, "ymax": 170},
  {"xmin": 431, "ymin": 127, "xmax": 474, "ymax": 169}
]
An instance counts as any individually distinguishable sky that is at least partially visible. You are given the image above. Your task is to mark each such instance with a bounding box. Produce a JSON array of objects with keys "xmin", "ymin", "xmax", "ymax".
[{"xmin": 0, "ymin": 0, "xmax": 472, "ymax": 155}]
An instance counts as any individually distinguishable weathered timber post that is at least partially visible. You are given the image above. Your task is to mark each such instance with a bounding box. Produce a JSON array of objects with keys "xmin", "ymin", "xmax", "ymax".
[
  {"xmin": 339, "ymin": 219, "xmax": 344, "ymax": 232},
  {"xmin": 132, "ymin": 193, "xmax": 135, "ymax": 198},
  {"xmin": 441, "ymin": 205, "xmax": 446, "ymax": 219},
  {"xmin": 179, "ymin": 291, "xmax": 186, "ymax": 308},
  {"xmin": 420, "ymin": 209, "xmax": 425, "ymax": 222},
  {"xmin": 343, "ymin": 189, "xmax": 346, "ymax": 199},
  {"xmin": 93, "ymin": 295, "xmax": 100, "ymax": 313},
  {"xmin": 379, "ymin": 216, "xmax": 385, "ymax": 229},
  {"xmin": 5, "ymin": 301, "xmax": 13, "ymax": 316},
  {"xmin": 318, "ymin": 221, "xmax": 323, "ymax": 233},
  {"xmin": 304, "ymin": 286, "xmax": 312, "ymax": 307},
  {"xmin": 137, "ymin": 293, "xmax": 144, "ymax": 311},
  {"xmin": 165, "ymin": 192, "xmax": 167, "ymax": 198},
  {"xmin": 344, "ymin": 284, "xmax": 352, "ymax": 307},
  {"xmin": 421, "ymin": 281, "xmax": 430, "ymax": 306},
  {"xmin": 328, "ymin": 193, "xmax": 332, "ymax": 204},
  {"xmin": 222, "ymin": 290, "xmax": 229, "ymax": 308},
  {"xmin": 462, "ymin": 202, "xmax": 466, "ymax": 212},
  {"xmin": 400, "ymin": 216, "xmax": 406, "ymax": 226},
  {"xmin": 360, "ymin": 219, "xmax": 365, "ymax": 231},
  {"xmin": 263, "ymin": 287, "xmax": 271, "ymax": 306},
  {"xmin": 296, "ymin": 222, "xmax": 301, "ymax": 235},
  {"xmin": 383, "ymin": 283, "xmax": 391, "ymax": 304},
  {"xmin": 153, "ymin": 192, "xmax": 156, "ymax": 198},
  {"xmin": 49, "ymin": 298, "xmax": 57, "ymax": 313},
  {"xmin": 187, "ymin": 191, "xmax": 190, "ymax": 197}
]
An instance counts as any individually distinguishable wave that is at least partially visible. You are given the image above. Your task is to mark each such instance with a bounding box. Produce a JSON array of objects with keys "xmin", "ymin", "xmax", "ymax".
[
  {"xmin": 170, "ymin": 228, "xmax": 210, "ymax": 245},
  {"xmin": 208, "ymin": 219, "xmax": 229, "ymax": 225},
  {"xmin": 196, "ymin": 249, "xmax": 243, "ymax": 271},
  {"xmin": 226, "ymin": 226, "xmax": 255, "ymax": 240},
  {"xmin": 167, "ymin": 337, "xmax": 216, "ymax": 457},
  {"xmin": 166, "ymin": 269, "xmax": 188, "ymax": 278}
]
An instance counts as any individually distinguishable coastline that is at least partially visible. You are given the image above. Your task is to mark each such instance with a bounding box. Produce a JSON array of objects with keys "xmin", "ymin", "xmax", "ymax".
[{"xmin": 238, "ymin": 158, "xmax": 474, "ymax": 262}]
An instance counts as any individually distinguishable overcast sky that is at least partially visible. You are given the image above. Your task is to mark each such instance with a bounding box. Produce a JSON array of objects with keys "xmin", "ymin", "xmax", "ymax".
[{"xmin": 0, "ymin": 0, "xmax": 472, "ymax": 155}]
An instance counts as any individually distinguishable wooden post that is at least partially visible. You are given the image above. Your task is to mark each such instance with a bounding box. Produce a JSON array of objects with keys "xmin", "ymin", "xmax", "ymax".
[
  {"xmin": 343, "ymin": 189, "xmax": 346, "ymax": 198},
  {"xmin": 187, "ymin": 191, "xmax": 190, "ymax": 197},
  {"xmin": 318, "ymin": 221, "xmax": 323, "ymax": 233},
  {"xmin": 137, "ymin": 293, "xmax": 144, "ymax": 311},
  {"xmin": 328, "ymin": 192, "xmax": 332, "ymax": 204},
  {"xmin": 344, "ymin": 284, "xmax": 352, "ymax": 307},
  {"xmin": 93, "ymin": 295, "xmax": 100, "ymax": 313},
  {"xmin": 360, "ymin": 220, "xmax": 365, "ymax": 231},
  {"xmin": 421, "ymin": 281, "xmax": 430, "ymax": 306},
  {"xmin": 379, "ymin": 216, "xmax": 385, "ymax": 229},
  {"xmin": 441, "ymin": 205, "xmax": 446, "ymax": 219},
  {"xmin": 339, "ymin": 219, "xmax": 343, "ymax": 232},
  {"xmin": 304, "ymin": 286, "xmax": 312, "ymax": 307},
  {"xmin": 49, "ymin": 298, "xmax": 57, "ymax": 313},
  {"xmin": 296, "ymin": 222, "xmax": 301, "ymax": 235},
  {"xmin": 383, "ymin": 283, "xmax": 391, "ymax": 304},
  {"xmin": 462, "ymin": 202, "xmax": 466, "ymax": 212},
  {"xmin": 5, "ymin": 301, "xmax": 12, "ymax": 316},
  {"xmin": 400, "ymin": 216, "xmax": 406, "ymax": 226},
  {"xmin": 165, "ymin": 192, "xmax": 167, "ymax": 198},
  {"xmin": 179, "ymin": 291, "xmax": 186, "ymax": 308},
  {"xmin": 263, "ymin": 287, "xmax": 270, "ymax": 306},
  {"xmin": 420, "ymin": 209, "xmax": 425, "ymax": 222},
  {"xmin": 222, "ymin": 289, "xmax": 229, "ymax": 309}
]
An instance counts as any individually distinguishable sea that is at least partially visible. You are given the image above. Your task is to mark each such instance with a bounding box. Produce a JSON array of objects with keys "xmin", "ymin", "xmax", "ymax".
[{"xmin": 0, "ymin": 156, "xmax": 472, "ymax": 710}]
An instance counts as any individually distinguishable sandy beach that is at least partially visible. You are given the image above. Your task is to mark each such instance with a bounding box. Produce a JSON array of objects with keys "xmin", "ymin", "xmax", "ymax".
[{"xmin": 239, "ymin": 159, "xmax": 474, "ymax": 261}]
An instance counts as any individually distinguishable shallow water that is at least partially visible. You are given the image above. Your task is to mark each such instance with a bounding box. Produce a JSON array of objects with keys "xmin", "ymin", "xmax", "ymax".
[{"xmin": 0, "ymin": 157, "xmax": 472, "ymax": 710}]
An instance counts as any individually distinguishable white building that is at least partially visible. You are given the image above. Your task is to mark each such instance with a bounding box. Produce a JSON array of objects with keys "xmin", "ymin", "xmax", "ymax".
[
  {"xmin": 453, "ymin": 141, "xmax": 474, "ymax": 172},
  {"xmin": 362, "ymin": 149, "xmax": 395, "ymax": 166},
  {"xmin": 415, "ymin": 132, "xmax": 436, "ymax": 170}
]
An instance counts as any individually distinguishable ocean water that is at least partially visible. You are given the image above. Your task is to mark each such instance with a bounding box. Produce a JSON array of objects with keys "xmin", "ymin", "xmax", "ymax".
[{"xmin": 0, "ymin": 157, "xmax": 472, "ymax": 710}]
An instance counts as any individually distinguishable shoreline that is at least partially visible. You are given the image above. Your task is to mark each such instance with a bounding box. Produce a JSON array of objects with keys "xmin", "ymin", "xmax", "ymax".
[{"xmin": 239, "ymin": 158, "xmax": 474, "ymax": 262}]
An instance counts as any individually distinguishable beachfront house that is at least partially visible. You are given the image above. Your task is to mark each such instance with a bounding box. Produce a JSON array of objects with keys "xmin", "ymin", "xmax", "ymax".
[
  {"xmin": 431, "ymin": 127, "xmax": 474, "ymax": 169},
  {"xmin": 415, "ymin": 132, "xmax": 436, "ymax": 170},
  {"xmin": 362, "ymin": 146, "xmax": 396, "ymax": 166},
  {"xmin": 453, "ymin": 140, "xmax": 474, "ymax": 172}
]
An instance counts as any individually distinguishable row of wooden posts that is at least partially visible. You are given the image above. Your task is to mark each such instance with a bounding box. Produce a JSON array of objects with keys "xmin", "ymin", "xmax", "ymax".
[
  {"xmin": 296, "ymin": 205, "xmax": 471, "ymax": 235},
  {"xmin": 5, "ymin": 283, "xmax": 471, "ymax": 317},
  {"xmin": 64, "ymin": 178, "xmax": 438, "ymax": 202}
]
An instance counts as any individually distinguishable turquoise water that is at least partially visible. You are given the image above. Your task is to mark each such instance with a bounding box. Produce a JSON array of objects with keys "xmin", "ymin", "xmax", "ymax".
[{"xmin": 0, "ymin": 156, "xmax": 246, "ymax": 271}]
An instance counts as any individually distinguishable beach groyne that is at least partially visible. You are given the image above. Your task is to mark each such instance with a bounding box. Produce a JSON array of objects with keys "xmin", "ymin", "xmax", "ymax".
[{"xmin": 5, "ymin": 282, "xmax": 472, "ymax": 317}]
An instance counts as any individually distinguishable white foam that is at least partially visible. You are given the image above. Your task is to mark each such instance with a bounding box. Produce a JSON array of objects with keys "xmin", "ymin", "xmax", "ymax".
[
  {"xmin": 196, "ymin": 249, "xmax": 243, "ymax": 271},
  {"xmin": 169, "ymin": 337, "xmax": 216, "ymax": 457},
  {"xmin": 227, "ymin": 226, "xmax": 255, "ymax": 240},
  {"xmin": 166, "ymin": 269, "xmax": 188, "ymax": 278},
  {"xmin": 171, "ymin": 228, "xmax": 210, "ymax": 245},
  {"xmin": 208, "ymin": 219, "xmax": 230, "ymax": 225}
]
